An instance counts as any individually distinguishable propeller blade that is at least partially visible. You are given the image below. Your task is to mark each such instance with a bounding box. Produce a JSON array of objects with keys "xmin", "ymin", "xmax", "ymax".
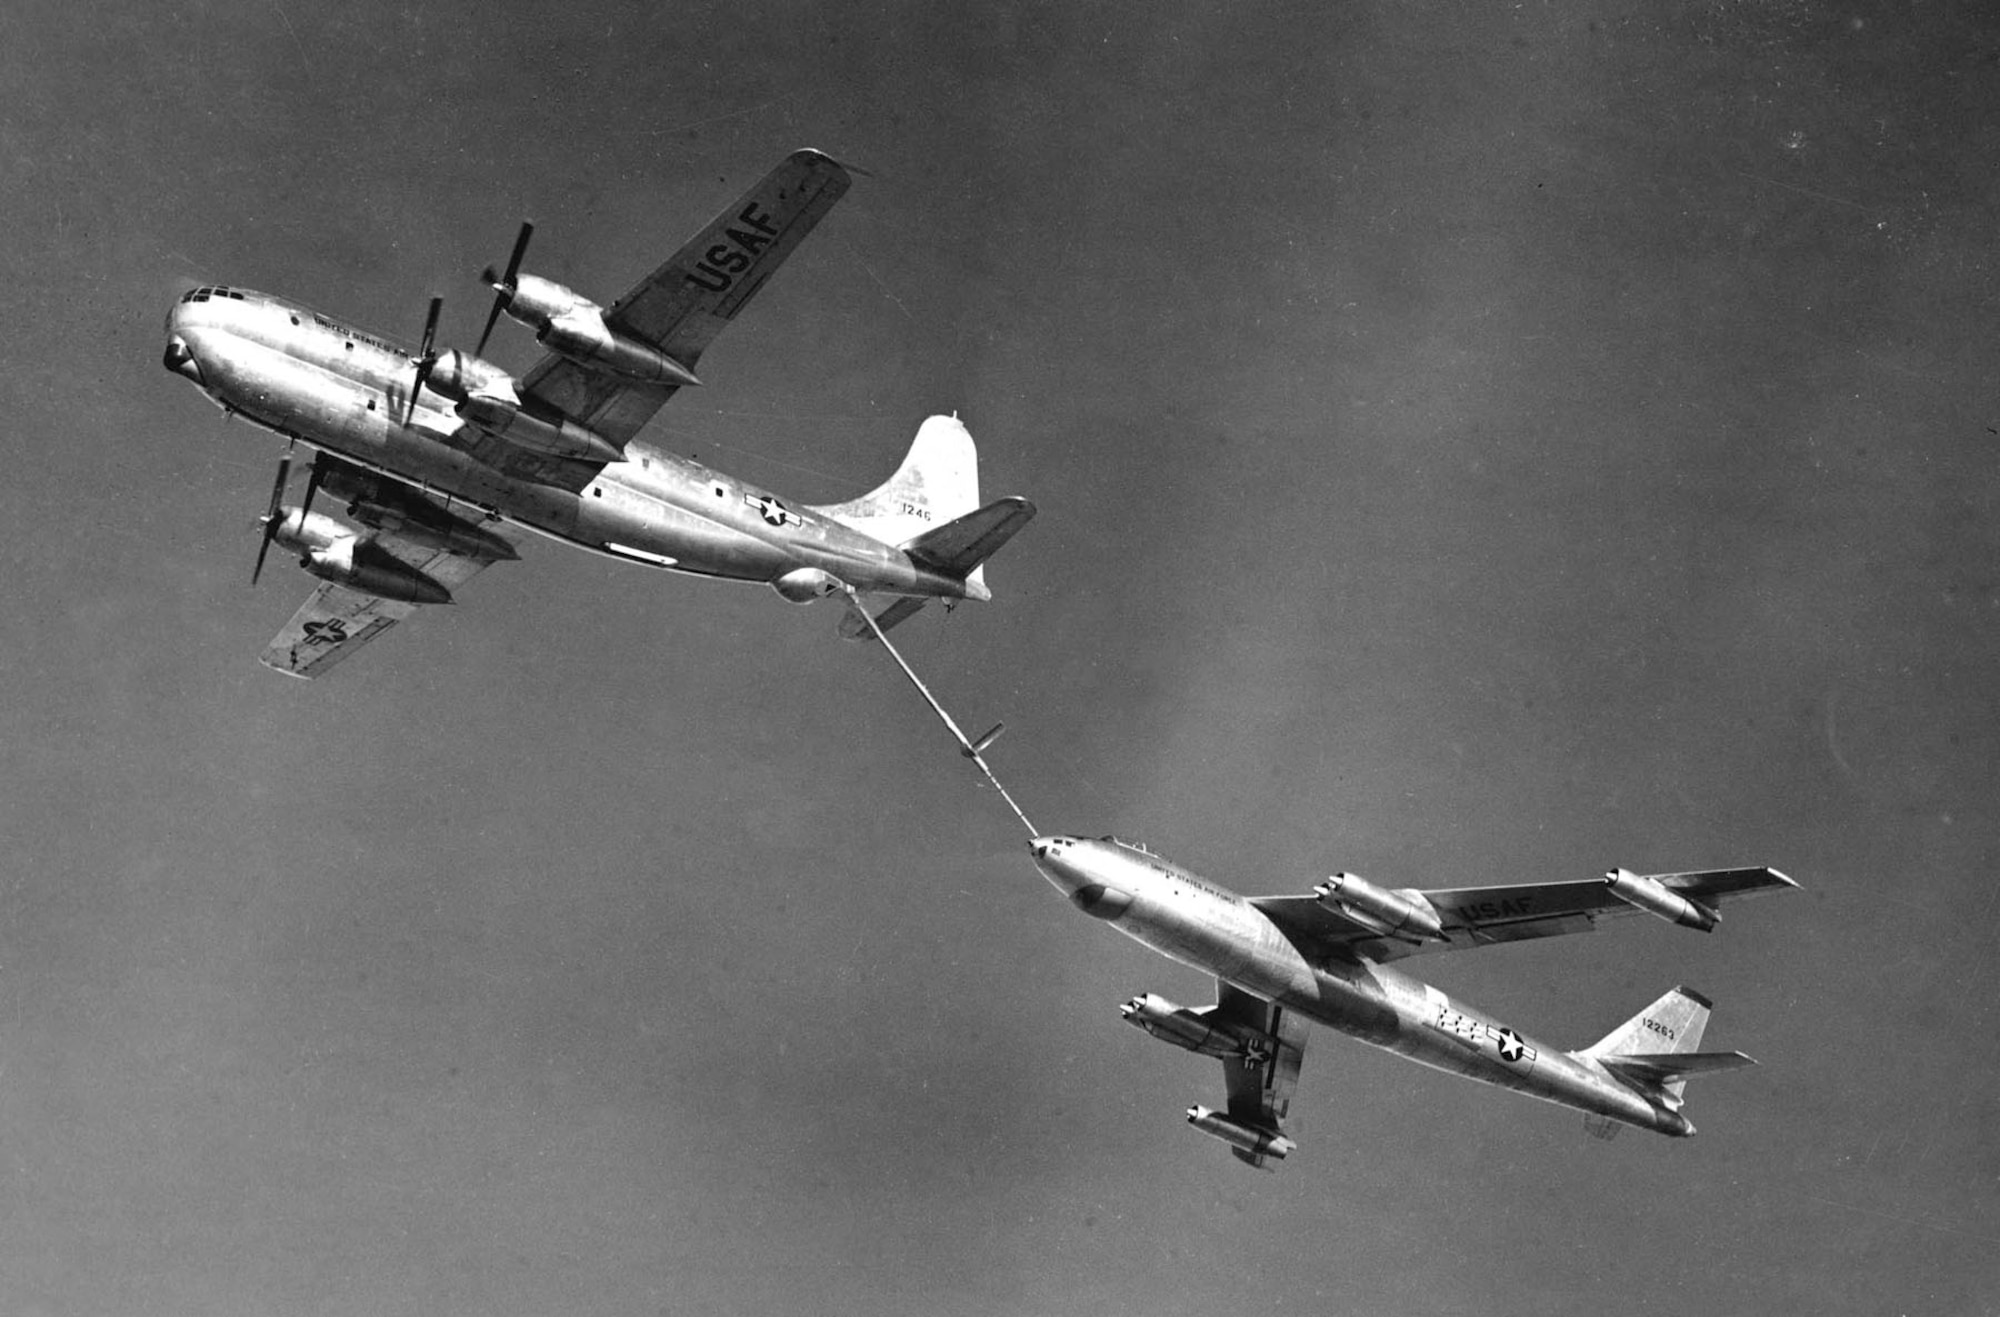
[
  {"xmin": 501, "ymin": 219, "xmax": 533, "ymax": 287},
  {"xmin": 474, "ymin": 293, "xmax": 506, "ymax": 358},
  {"xmin": 403, "ymin": 296, "xmax": 443, "ymax": 427},
  {"xmin": 252, "ymin": 444, "xmax": 294, "ymax": 585},
  {"xmin": 475, "ymin": 221, "xmax": 533, "ymax": 356},
  {"xmin": 418, "ymin": 294, "xmax": 441, "ymax": 359},
  {"xmin": 299, "ymin": 455, "xmax": 325, "ymax": 524}
]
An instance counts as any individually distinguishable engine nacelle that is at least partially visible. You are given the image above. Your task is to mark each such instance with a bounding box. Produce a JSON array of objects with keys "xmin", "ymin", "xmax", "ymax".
[
  {"xmin": 423, "ymin": 349, "xmax": 622, "ymax": 463},
  {"xmin": 504, "ymin": 274, "xmax": 702, "ymax": 387},
  {"xmin": 1605, "ymin": 868, "xmax": 1718, "ymax": 932},
  {"xmin": 320, "ymin": 466, "xmax": 519, "ymax": 563},
  {"xmin": 1186, "ymin": 1106, "xmax": 1296, "ymax": 1160},
  {"xmin": 770, "ymin": 568, "xmax": 842, "ymax": 603},
  {"xmin": 1121, "ymin": 993, "xmax": 1276, "ymax": 1062},
  {"xmin": 1312, "ymin": 872, "xmax": 1445, "ymax": 942},
  {"xmin": 421, "ymin": 347, "xmax": 514, "ymax": 406},
  {"xmin": 270, "ymin": 509, "xmax": 452, "ymax": 604}
]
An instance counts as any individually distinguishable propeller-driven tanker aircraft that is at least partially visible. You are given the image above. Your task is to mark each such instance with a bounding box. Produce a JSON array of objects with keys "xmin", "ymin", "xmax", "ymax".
[
  {"xmin": 161, "ymin": 149, "xmax": 1034, "ymax": 677},
  {"xmin": 1025, "ymin": 834, "xmax": 1797, "ymax": 1167}
]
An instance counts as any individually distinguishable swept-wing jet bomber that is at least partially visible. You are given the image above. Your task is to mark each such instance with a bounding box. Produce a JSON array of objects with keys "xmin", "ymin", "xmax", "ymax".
[
  {"xmin": 845, "ymin": 601, "xmax": 1799, "ymax": 1170},
  {"xmin": 162, "ymin": 149, "xmax": 1034, "ymax": 677},
  {"xmin": 1028, "ymin": 835, "xmax": 1797, "ymax": 1167}
]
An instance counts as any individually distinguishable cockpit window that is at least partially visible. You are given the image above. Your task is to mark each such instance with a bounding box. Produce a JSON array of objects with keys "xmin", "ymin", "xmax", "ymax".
[{"xmin": 180, "ymin": 285, "xmax": 245, "ymax": 305}]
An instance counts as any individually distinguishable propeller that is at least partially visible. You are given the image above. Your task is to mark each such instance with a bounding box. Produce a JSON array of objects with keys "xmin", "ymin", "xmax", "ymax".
[
  {"xmin": 475, "ymin": 220, "xmax": 534, "ymax": 356},
  {"xmin": 298, "ymin": 453, "xmax": 325, "ymax": 524},
  {"xmin": 252, "ymin": 438, "xmax": 296, "ymax": 585},
  {"xmin": 402, "ymin": 295, "xmax": 444, "ymax": 427}
]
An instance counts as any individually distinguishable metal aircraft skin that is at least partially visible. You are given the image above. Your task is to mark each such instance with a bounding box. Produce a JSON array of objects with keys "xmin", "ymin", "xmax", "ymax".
[
  {"xmin": 161, "ymin": 149, "xmax": 1035, "ymax": 677},
  {"xmin": 1027, "ymin": 834, "xmax": 1798, "ymax": 1168}
]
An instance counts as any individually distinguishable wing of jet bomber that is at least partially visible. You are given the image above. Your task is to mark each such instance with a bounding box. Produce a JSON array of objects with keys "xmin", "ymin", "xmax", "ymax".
[
  {"xmin": 1250, "ymin": 866, "xmax": 1797, "ymax": 965},
  {"xmin": 461, "ymin": 149, "xmax": 854, "ymax": 491},
  {"xmin": 1213, "ymin": 984, "xmax": 1310, "ymax": 1170},
  {"xmin": 259, "ymin": 521, "xmax": 519, "ymax": 680}
]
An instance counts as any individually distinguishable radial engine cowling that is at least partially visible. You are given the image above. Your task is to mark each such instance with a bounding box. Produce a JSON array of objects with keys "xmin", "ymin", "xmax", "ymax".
[
  {"xmin": 271, "ymin": 509, "xmax": 452, "ymax": 604},
  {"xmin": 1313, "ymin": 871, "xmax": 1445, "ymax": 942},
  {"xmin": 423, "ymin": 349, "xmax": 621, "ymax": 463},
  {"xmin": 303, "ymin": 538, "xmax": 452, "ymax": 605},
  {"xmin": 502, "ymin": 274, "xmax": 702, "ymax": 387},
  {"xmin": 770, "ymin": 568, "xmax": 842, "ymax": 603}
]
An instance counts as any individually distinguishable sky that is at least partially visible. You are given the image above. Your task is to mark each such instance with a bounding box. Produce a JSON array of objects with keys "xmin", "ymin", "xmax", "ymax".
[{"xmin": 3, "ymin": 1, "xmax": 1998, "ymax": 1313}]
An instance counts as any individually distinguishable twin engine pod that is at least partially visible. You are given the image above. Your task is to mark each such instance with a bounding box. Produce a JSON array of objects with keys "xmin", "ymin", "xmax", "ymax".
[
  {"xmin": 1121, "ymin": 993, "xmax": 1276, "ymax": 1061},
  {"xmin": 1186, "ymin": 1106, "xmax": 1297, "ymax": 1160},
  {"xmin": 1313, "ymin": 872, "xmax": 1446, "ymax": 943},
  {"xmin": 1605, "ymin": 868, "xmax": 1719, "ymax": 932}
]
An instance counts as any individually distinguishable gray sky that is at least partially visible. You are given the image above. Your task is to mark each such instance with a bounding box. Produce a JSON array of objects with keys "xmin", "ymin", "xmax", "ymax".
[{"xmin": 4, "ymin": 1, "xmax": 1997, "ymax": 1313}]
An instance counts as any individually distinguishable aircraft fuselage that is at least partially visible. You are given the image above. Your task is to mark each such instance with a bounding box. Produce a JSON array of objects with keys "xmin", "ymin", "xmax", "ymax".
[
  {"xmin": 1029, "ymin": 835, "xmax": 1692, "ymax": 1137},
  {"xmin": 162, "ymin": 287, "xmax": 969, "ymax": 599}
]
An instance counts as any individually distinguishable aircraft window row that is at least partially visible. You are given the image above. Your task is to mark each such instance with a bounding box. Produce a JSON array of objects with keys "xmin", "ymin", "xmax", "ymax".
[{"xmin": 180, "ymin": 286, "xmax": 247, "ymax": 304}]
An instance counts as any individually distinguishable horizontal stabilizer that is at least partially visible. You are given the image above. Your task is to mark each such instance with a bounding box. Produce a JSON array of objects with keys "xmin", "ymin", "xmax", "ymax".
[
  {"xmin": 1598, "ymin": 1050, "xmax": 1758, "ymax": 1085},
  {"xmin": 902, "ymin": 496, "xmax": 1037, "ymax": 582},
  {"xmin": 838, "ymin": 595, "xmax": 928, "ymax": 642}
]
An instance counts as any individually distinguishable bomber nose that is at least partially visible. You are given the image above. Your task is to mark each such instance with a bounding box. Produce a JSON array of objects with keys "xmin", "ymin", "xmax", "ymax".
[{"xmin": 162, "ymin": 336, "xmax": 204, "ymax": 385}]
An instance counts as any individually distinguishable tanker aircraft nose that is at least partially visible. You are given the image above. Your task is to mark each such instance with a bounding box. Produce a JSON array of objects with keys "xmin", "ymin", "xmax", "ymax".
[{"xmin": 161, "ymin": 335, "xmax": 204, "ymax": 386}]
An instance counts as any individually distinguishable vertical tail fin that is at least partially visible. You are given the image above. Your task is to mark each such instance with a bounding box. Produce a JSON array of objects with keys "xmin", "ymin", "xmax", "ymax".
[
  {"xmin": 1582, "ymin": 986, "xmax": 1756, "ymax": 1107},
  {"xmin": 1583, "ymin": 985, "xmax": 1713, "ymax": 1061},
  {"xmin": 808, "ymin": 415, "xmax": 980, "ymax": 546}
]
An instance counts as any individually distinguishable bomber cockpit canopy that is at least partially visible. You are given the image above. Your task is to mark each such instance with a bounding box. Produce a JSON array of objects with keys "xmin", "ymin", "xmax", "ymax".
[
  {"xmin": 180, "ymin": 285, "xmax": 249, "ymax": 304},
  {"xmin": 1101, "ymin": 835, "xmax": 1160, "ymax": 857}
]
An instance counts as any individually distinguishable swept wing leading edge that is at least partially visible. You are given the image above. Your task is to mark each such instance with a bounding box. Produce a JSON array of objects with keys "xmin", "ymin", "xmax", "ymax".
[{"xmin": 1250, "ymin": 866, "xmax": 1797, "ymax": 964}]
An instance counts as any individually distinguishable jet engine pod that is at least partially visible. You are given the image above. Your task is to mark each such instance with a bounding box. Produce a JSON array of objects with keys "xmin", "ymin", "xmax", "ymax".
[
  {"xmin": 1186, "ymin": 1106, "xmax": 1296, "ymax": 1160},
  {"xmin": 1122, "ymin": 993, "xmax": 1278, "ymax": 1061},
  {"xmin": 1604, "ymin": 869, "xmax": 1718, "ymax": 932},
  {"xmin": 770, "ymin": 568, "xmax": 842, "ymax": 603},
  {"xmin": 1313, "ymin": 872, "xmax": 1445, "ymax": 942}
]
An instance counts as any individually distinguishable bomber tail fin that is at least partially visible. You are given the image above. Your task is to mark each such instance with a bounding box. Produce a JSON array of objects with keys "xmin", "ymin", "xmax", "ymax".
[
  {"xmin": 1581, "ymin": 985, "xmax": 1756, "ymax": 1106},
  {"xmin": 810, "ymin": 414, "xmax": 982, "ymax": 546}
]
